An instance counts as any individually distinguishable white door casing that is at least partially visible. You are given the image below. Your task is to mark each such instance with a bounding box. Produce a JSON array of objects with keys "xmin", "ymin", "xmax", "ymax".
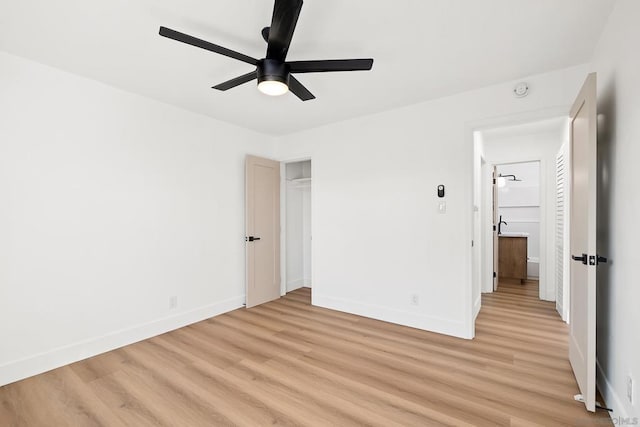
[{"xmin": 493, "ymin": 166, "xmax": 499, "ymax": 291}]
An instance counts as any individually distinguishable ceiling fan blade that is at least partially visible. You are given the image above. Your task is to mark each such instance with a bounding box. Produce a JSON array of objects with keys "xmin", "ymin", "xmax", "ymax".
[
  {"xmin": 159, "ymin": 26, "xmax": 258, "ymax": 66},
  {"xmin": 288, "ymin": 76, "xmax": 315, "ymax": 101},
  {"xmin": 288, "ymin": 59, "xmax": 374, "ymax": 73},
  {"xmin": 212, "ymin": 71, "xmax": 258, "ymax": 91},
  {"xmin": 266, "ymin": 0, "xmax": 303, "ymax": 61}
]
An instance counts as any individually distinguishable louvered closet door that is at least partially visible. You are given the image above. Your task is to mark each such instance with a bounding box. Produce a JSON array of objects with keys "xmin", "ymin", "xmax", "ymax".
[{"xmin": 555, "ymin": 149, "xmax": 565, "ymax": 318}]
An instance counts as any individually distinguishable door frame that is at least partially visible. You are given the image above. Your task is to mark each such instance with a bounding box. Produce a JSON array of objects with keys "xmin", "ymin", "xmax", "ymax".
[
  {"xmin": 465, "ymin": 106, "xmax": 570, "ymax": 337},
  {"xmin": 491, "ymin": 164, "xmax": 498, "ymax": 291},
  {"xmin": 279, "ymin": 155, "xmax": 313, "ymax": 297},
  {"xmin": 485, "ymin": 159, "xmax": 544, "ymax": 294}
]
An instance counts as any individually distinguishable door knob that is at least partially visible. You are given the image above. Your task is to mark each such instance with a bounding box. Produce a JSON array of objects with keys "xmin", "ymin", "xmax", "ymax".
[
  {"xmin": 571, "ymin": 253, "xmax": 588, "ymax": 265},
  {"xmin": 245, "ymin": 236, "xmax": 261, "ymax": 242}
]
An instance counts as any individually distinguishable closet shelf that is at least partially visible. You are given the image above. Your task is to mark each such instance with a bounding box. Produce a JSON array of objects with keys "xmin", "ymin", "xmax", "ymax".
[
  {"xmin": 288, "ymin": 178, "xmax": 311, "ymax": 183},
  {"xmin": 287, "ymin": 177, "xmax": 311, "ymax": 189}
]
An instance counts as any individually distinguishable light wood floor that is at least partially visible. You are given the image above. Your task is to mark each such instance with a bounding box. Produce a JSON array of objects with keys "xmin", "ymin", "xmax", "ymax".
[{"xmin": 0, "ymin": 285, "xmax": 612, "ymax": 426}]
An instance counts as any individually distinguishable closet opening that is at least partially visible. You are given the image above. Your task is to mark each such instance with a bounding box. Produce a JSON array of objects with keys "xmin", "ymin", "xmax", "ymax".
[{"xmin": 282, "ymin": 159, "xmax": 312, "ymax": 294}]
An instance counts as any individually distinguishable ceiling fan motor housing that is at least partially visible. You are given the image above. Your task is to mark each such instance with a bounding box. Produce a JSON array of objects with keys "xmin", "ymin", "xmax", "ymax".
[{"xmin": 257, "ymin": 59, "xmax": 290, "ymax": 86}]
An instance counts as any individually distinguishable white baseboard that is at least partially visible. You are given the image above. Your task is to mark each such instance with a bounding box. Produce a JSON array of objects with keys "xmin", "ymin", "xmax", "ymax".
[
  {"xmin": 473, "ymin": 295, "xmax": 482, "ymax": 320},
  {"xmin": 0, "ymin": 295, "xmax": 245, "ymax": 387},
  {"xmin": 313, "ymin": 293, "xmax": 470, "ymax": 339},
  {"xmin": 596, "ymin": 358, "xmax": 633, "ymax": 422}
]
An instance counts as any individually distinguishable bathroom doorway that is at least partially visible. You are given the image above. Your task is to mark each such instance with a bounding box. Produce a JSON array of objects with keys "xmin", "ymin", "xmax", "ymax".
[
  {"xmin": 474, "ymin": 117, "xmax": 568, "ymax": 306},
  {"xmin": 494, "ymin": 161, "xmax": 542, "ymax": 298}
]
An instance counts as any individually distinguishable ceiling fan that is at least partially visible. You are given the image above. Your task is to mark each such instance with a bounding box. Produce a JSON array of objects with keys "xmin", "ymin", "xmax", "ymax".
[{"xmin": 159, "ymin": 0, "xmax": 374, "ymax": 101}]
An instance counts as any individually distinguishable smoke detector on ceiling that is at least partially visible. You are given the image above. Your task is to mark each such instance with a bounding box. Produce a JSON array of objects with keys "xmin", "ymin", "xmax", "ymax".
[{"xmin": 514, "ymin": 82, "xmax": 529, "ymax": 98}]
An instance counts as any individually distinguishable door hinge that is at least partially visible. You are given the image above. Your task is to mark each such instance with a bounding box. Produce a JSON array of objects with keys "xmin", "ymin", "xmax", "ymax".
[
  {"xmin": 493, "ymin": 225, "xmax": 496, "ymax": 232},
  {"xmin": 493, "ymin": 178, "xmax": 496, "ymax": 185},
  {"xmin": 493, "ymin": 271, "xmax": 497, "ymax": 278}
]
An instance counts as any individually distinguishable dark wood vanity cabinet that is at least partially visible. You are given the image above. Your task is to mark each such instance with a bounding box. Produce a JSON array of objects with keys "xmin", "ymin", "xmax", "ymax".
[{"xmin": 498, "ymin": 236, "xmax": 527, "ymax": 282}]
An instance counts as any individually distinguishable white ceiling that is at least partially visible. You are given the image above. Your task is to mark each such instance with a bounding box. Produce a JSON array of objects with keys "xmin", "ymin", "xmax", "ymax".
[{"xmin": 0, "ymin": 0, "xmax": 615, "ymax": 135}]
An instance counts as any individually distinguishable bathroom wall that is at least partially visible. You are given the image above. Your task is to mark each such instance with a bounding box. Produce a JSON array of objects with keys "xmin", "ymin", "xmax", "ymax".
[{"xmin": 497, "ymin": 162, "xmax": 541, "ymax": 278}]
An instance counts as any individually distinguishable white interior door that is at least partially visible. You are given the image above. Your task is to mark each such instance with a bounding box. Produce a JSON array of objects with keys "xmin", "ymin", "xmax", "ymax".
[
  {"xmin": 568, "ymin": 73, "xmax": 598, "ymax": 412},
  {"xmin": 246, "ymin": 155, "xmax": 281, "ymax": 308}
]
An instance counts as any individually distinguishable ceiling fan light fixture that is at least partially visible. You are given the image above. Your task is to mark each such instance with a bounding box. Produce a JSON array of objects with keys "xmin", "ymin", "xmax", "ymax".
[
  {"xmin": 258, "ymin": 79, "xmax": 289, "ymax": 96},
  {"xmin": 257, "ymin": 59, "xmax": 290, "ymax": 96}
]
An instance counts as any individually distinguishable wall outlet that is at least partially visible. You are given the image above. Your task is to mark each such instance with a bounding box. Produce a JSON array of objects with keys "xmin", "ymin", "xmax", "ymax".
[
  {"xmin": 410, "ymin": 294, "xmax": 419, "ymax": 306},
  {"xmin": 169, "ymin": 296, "xmax": 178, "ymax": 310},
  {"xmin": 627, "ymin": 375, "xmax": 634, "ymax": 404}
]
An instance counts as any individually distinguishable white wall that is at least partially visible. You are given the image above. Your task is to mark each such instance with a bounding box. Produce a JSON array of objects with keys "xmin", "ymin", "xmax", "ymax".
[
  {"xmin": 479, "ymin": 133, "xmax": 494, "ymax": 296},
  {"xmin": 472, "ymin": 135, "xmax": 484, "ymax": 319},
  {"xmin": 276, "ymin": 64, "xmax": 588, "ymax": 339},
  {"xmin": 590, "ymin": 0, "xmax": 640, "ymax": 420},
  {"xmin": 0, "ymin": 52, "xmax": 275, "ymax": 386},
  {"xmin": 497, "ymin": 161, "xmax": 541, "ymax": 278},
  {"xmin": 481, "ymin": 125, "xmax": 564, "ymax": 300},
  {"xmin": 302, "ymin": 161, "xmax": 312, "ymax": 286}
]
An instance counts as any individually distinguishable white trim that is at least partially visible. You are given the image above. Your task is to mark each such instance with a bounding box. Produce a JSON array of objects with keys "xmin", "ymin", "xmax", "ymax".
[
  {"xmin": 481, "ymin": 158, "xmax": 495, "ymax": 294},
  {"xmin": 314, "ymin": 294, "xmax": 471, "ymax": 339},
  {"xmin": 279, "ymin": 161, "xmax": 288, "ymax": 296},
  {"xmin": 0, "ymin": 296, "xmax": 244, "ymax": 387},
  {"xmin": 473, "ymin": 295, "xmax": 482, "ymax": 320}
]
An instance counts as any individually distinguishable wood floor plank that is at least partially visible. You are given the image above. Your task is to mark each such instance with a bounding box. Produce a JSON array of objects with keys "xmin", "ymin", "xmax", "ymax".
[{"xmin": 0, "ymin": 282, "xmax": 612, "ymax": 426}]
